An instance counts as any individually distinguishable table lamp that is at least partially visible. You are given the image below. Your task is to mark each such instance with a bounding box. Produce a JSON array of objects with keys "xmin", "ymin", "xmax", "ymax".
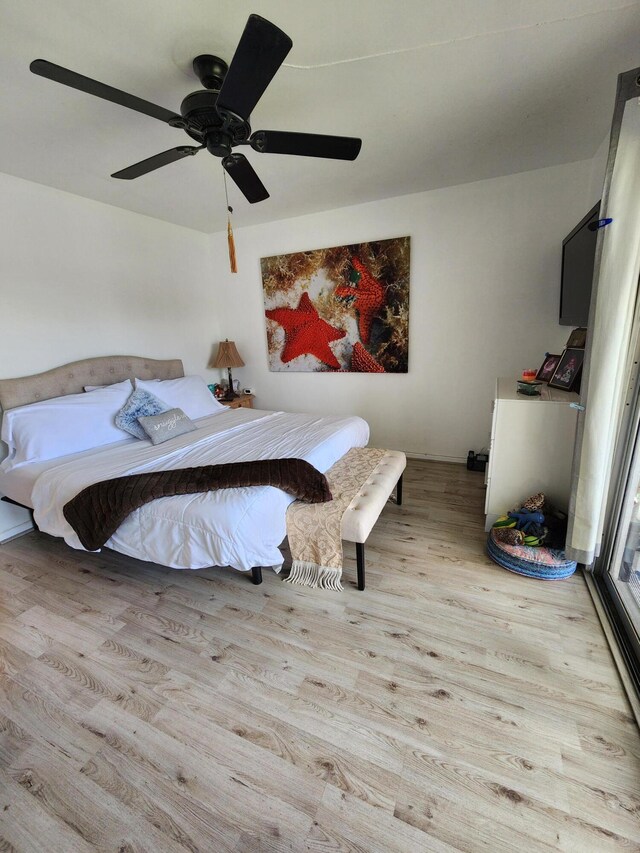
[{"xmin": 209, "ymin": 339, "xmax": 244, "ymax": 400}]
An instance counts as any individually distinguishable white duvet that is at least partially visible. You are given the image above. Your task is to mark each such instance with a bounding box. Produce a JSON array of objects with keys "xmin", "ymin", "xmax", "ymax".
[{"xmin": 31, "ymin": 408, "xmax": 369, "ymax": 573}]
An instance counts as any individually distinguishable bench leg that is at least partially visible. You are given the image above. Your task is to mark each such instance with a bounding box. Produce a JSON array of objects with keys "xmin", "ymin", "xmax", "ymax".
[
  {"xmin": 251, "ymin": 566, "xmax": 263, "ymax": 585},
  {"xmin": 396, "ymin": 474, "xmax": 403, "ymax": 506},
  {"xmin": 356, "ymin": 543, "xmax": 365, "ymax": 591}
]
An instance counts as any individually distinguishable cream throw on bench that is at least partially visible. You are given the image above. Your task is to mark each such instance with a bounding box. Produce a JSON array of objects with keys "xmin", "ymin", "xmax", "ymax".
[{"xmin": 285, "ymin": 446, "xmax": 387, "ymax": 590}]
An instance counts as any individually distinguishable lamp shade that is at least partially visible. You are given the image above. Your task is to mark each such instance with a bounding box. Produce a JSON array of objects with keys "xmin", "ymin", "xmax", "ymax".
[{"xmin": 209, "ymin": 339, "xmax": 245, "ymax": 369}]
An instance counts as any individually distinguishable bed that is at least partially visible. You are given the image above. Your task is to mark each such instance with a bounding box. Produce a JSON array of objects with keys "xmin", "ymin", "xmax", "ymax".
[{"xmin": 0, "ymin": 356, "xmax": 369, "ymax": 581}]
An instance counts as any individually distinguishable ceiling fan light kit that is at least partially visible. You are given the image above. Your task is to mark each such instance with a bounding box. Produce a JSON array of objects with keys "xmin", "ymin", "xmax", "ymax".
[{"xmin": 28, "ymin": 14, "xmax": 362, "ymax": 207}]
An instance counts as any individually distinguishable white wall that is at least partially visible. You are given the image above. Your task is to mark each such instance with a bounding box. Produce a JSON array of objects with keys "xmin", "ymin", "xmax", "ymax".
[
  {"xmin": 0, "ymin": 172, "xmax": 215, "ymax": 539},
  {"xmin": 209, "ymin": 159, "xmax": 594, "ymax": 460}
]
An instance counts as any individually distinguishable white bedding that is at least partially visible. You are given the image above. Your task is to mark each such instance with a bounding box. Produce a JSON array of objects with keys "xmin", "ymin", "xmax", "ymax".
[
  {"xmin": 0, "ymin": 436, "xmax": 138, "ymax": 508},
  {"xmin": 28, "ymin": 407, "xmax": 369, "ymax": 573}
]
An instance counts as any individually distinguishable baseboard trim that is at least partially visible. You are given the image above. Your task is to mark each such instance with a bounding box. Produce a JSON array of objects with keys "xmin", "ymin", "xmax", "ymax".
[
  {"xmin": 405, "ymin": 451, "xmax": 466, "ymax": 464},
  {"xmin": 0, "ymin": 520, "xmax": 34, "ymax": 544}
]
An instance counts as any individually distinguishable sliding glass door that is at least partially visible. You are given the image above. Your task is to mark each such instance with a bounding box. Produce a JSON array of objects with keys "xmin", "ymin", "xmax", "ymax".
[{"xmin": 594, "ymin": 344, "xmax": 640, "ymax": 681}]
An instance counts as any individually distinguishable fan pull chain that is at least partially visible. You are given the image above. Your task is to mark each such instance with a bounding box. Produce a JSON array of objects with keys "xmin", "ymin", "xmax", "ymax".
[{"xmin": 223, "ymin": 170, "xmax": 238, "ymax": 274}]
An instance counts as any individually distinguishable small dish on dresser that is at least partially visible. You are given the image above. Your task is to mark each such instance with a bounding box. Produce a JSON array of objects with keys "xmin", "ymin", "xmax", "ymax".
[{"xmin": 517, "ymin": 380, "xmax": 542, "ymax": 396}]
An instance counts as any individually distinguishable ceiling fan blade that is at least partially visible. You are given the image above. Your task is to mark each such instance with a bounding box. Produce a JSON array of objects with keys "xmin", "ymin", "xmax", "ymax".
[
  {"xmin": 222, "ymin": 153, "xmax": 269, "ymax": 203},
  {"xmin": 30, "ymin": 59, "xmax": 185, "ymax": 126},
  {"xmin": 111, "ymin": 146, "xmax": 203, "ymax": 180},
  {"xmin": 250, "ymin": 130, "xmax": 362, "ymax": 161},
  {"xmin": 216, "ymin": 15, "xmax": 292, "ymax": 121}
]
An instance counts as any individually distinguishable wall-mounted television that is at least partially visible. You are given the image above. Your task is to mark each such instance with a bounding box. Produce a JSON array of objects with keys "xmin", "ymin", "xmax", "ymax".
[{"xmin": 560, "ymin": 201, "xmax": 600, "ymax": 326}]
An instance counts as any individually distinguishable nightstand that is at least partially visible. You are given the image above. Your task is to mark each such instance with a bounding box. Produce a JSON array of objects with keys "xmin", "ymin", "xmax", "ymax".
[{"xmin": 221, "ymin": 394, "xmax": 254, "ymax": 410}]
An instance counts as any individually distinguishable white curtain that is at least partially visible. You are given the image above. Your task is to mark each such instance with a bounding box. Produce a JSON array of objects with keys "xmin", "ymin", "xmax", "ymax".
[{"xmin": 567, "ymin": 97, "xmax": 640, "ymax": 565}]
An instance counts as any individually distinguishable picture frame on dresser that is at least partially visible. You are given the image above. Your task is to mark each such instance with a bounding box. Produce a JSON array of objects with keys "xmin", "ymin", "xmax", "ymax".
[
  {"xmin": 566, "ymin": 327, "xmax": 587, "ymax": 349},
  {"xmin": 548, "ymin": 347, "xmax": 584, "ymax": 391},
  {"xmin": 536, "ymin": 353, "xmax": 561, "ymax": 383}
]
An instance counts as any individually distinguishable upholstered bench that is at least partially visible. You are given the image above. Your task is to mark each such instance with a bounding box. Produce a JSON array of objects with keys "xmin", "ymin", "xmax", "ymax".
[{"xmin": 341, "ymin": 449, "xmax": 406, "ymax": 590}]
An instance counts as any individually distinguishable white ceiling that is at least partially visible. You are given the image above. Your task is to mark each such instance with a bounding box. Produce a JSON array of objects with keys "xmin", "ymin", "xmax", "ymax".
[{"xmin": 1, "ymin": 0, "xmax": 639, "ymax": 233}]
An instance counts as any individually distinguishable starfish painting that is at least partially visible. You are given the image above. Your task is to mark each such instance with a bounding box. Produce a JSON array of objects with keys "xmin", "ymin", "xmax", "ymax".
[
  {"xmin": 265, "ymin": 291, "xmax": 345, "ymax": 369},
  {"xmin": 261, "ymin": 236, "xmax": 410, "ymax": 373},
  {"xmin": 334, "ymin": 256, "xmax": 385, "ymax": 344}
]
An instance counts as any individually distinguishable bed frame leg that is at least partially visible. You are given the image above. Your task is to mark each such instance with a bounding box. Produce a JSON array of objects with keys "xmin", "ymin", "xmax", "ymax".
[
  {"xmin": 251, "ymin": 566, "xmax": 263, "ymax": 585},
  {"xmin": 356, "ymin": 543, "xmax": 365, "ymax": 591},
  {"xmin": 396, "ymin": 474, "xmax": 403, "ymax": 506}
]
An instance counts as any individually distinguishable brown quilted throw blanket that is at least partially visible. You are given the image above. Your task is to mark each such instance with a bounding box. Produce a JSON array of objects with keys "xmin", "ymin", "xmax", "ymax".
[{"xmin": 63, "ymin": 459, "xmax": 332, "ymax": 551}]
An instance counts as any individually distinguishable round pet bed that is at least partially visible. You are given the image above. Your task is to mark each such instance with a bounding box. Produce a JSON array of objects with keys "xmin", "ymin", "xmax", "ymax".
[{"xmin": 487, "ymin": 529, "xmax": 577, "ymax": 580}]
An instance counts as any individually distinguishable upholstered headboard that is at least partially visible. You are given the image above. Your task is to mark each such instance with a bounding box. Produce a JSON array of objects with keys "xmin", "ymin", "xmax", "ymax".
[{"xmin": 0, "ymin": 356, "xmax": 184, "ymax": 411}]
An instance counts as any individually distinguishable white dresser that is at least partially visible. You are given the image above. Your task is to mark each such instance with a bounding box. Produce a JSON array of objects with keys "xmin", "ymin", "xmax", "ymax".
[{"xmin": 484, "ymin": 377, "xmax": 580, "ymax": 530}]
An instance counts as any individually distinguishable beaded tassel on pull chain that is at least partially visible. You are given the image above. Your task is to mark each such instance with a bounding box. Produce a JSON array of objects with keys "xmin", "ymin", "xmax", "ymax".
[{"xmin": 223, "ymin": 171, "xmax": 237, "ymax": 274}]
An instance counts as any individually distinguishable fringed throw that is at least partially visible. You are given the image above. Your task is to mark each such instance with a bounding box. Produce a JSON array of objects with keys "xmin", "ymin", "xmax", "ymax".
[{"xmin": 285, "ymin": 447, "xmax": 387, "ymax": 590}]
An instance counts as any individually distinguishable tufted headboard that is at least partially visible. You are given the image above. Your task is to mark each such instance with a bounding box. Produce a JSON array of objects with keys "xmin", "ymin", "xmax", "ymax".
[{"xmin": 0, "ymin": 356, "xmax": 184, "ymax": 411}]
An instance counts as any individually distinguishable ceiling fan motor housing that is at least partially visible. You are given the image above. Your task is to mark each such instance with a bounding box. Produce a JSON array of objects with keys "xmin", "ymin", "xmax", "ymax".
[
  {"xmin": 180, "ymin": 88, "xmax": 251, "ymax": 154},
  {"xmin": 182, "ymin": 55, "xmax": 251, "ymax": 157}
]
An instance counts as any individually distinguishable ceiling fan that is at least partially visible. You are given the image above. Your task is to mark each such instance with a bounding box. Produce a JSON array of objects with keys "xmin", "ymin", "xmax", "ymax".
[{"xmin": 29, "ymin": 14, "xmax": 362, "ymax": 204}]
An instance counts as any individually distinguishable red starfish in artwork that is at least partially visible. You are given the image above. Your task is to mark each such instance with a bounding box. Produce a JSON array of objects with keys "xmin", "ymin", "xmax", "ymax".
[
  {"xmin": 334, "ymin": 256, "xmax": 385, "ymax": 344},
  {"xmin": 266, "ymin": 291, "xmax": 345, "ymax": 369},
  {"xmin": 351, "ymin": 342, "xmax": 385, "ymax": 373}
]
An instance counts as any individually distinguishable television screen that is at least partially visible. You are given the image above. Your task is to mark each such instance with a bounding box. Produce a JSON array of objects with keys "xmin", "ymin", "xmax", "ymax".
[{"xmin": 560, "ymin": 201, "xmax": 600, "ymax": 327}]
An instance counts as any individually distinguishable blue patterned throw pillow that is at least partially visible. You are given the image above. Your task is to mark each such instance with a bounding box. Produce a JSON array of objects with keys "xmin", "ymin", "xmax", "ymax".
[{"xmin": 115, "ymin": 388, "xmax": 170, "ymax": 440}]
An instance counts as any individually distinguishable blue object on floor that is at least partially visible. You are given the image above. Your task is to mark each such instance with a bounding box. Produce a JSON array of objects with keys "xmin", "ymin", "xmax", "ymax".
[{"xmin": 487, "ymin": 529, "xmax": 577, "ymax": 580}]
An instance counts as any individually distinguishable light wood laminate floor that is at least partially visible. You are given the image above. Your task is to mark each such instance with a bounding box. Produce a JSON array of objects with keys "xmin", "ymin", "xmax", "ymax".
[{"xmin": 0, "ymin": 460, "xmax": 639, "ymax": 852}]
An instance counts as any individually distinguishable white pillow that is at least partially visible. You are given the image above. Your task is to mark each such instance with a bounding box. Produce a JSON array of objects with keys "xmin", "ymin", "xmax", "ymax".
[
  {"xmin": 1, "ymin": 382, "xmax": 133, "ymax": 470},
  {"xmin": 134, "ymin": 375, "xmax": 225, "ymax": 419}
]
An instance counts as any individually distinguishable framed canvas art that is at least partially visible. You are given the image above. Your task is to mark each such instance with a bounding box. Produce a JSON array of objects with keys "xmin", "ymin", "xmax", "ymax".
[{"xmin": 261, "ymin": 237, "xmax": 410, "ymax": 373}]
